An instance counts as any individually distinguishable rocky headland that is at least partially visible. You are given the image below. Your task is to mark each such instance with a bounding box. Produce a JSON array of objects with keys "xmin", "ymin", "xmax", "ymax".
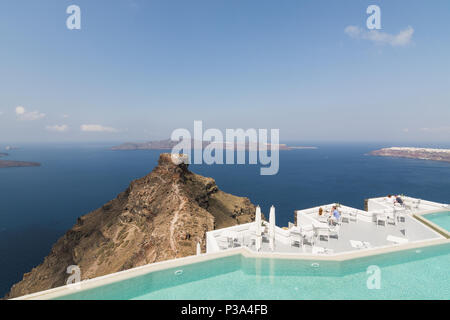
[{"xmin": 5, "ymin": 153, "xmax": 256, "ymax": 299}]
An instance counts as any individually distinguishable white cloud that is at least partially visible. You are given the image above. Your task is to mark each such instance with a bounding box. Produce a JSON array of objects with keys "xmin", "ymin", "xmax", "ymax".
[
  {"xmin": 15, "ymin": 106, "xmax": 25, "ymax": 115},
  {"xmin": 22, "ymin": 111, "xmax": 46, "ymax": 121},
  {"xmin": 15, "ymin": 106, "xmax": 46, "ymax": 121},
  {"xmin": 345, "ymin": 25, "xmax": 414, "ymax": 47},
  {"xmin": 62, "ymin": 114, "xmax": 70, "ymax": 118},
  {"xmin": 80, "ymin": 124, "xmax": 118, "ymax": 133},
  {"xmin": 46, "ymin": 124, "xmax": 69, "ymax": 132},
  {"xmin": 420, "ymin": 126, "xmax": 450, "ymax": 133}
]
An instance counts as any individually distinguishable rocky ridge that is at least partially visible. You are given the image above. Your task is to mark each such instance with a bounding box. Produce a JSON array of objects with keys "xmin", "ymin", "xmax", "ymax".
[{"xmin": 6, "ymin": 153, "xmax": 256, "ymax": 299}]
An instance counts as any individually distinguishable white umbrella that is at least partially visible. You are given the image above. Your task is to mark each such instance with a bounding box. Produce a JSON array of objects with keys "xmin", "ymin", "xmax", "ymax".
[
  {"xmin": 255, "ymin": 206, "xmax": 262, "ymax": 251},
  {"xmin": 269, "ymin": 205, "xmax": 276, "ymax": 251},
  {"xmin": 255, "ymin": 206, "xmax": 262, "ymax": 234},
  {"xmin": 196, "ymin": 242, "xmax": 201, "ymax": 255}
]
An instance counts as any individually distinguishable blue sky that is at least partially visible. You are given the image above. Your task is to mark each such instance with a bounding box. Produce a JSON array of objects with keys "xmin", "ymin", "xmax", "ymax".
[{"xmin": 0, "ymin": 0, "xmax": 449, "ymax": 143}]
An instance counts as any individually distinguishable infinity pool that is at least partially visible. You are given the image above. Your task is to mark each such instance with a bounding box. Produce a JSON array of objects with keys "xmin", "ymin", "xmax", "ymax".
[
  {"xmin": 56, "ymin": 243, "xmax": 450, "ymax": 300},
  {"xmin": 424, "ymin": 211, "xmax": 450, "ymax": 232}
]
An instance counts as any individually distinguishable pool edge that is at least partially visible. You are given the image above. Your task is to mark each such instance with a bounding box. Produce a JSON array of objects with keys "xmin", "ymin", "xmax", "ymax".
[
  {"xmin": 413, "ymin": 210, "xmax": 450, "ymax": 239},
  {"xmin": 13, "ymin": 237, "xmax": 450, "ymax": 300}
]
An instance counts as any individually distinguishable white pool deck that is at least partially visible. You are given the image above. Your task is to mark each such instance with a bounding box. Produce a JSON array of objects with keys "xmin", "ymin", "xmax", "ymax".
[
  {"xmin": 13, "ymin": 195, "xmax": 450, "ymax": 300},
  {"xmin": 209, "ymin": 215, "xmax": 443, "ymax": 255},
  {"xmin": 206, "ymin": 196, "xmax": 449, "ymax": 256}
]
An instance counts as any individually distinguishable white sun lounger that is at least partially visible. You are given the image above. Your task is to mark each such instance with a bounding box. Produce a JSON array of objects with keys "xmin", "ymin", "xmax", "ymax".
[
  {"xmin": 349, "ymin": 240, "xmax": 371, "ymax": 249},
  {"xmin": 387, "ymin": 235, "xmax": 408, "ymax": 244},
  {"xmin": 312, "ymin": 246, "xmax": 333, "ymax": 254}
]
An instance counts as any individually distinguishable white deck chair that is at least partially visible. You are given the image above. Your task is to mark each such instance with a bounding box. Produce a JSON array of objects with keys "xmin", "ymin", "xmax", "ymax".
[
  {"xmin": 412, "ymin": 199, "xmax": 421, "ymax": 209},
  {"xmin": 315, "ymin": 226, "xmax": 330, "ymax": 241},
  {"xmin": 386, "ymin": 211, "xmax": 397, "ymax": 226},
  {"xmin": 218, "ymin": 237, "xmax": 231, "ymax": 250},
  {"xmin": 329, "ymin": 224, "xmax": 340, "ymax": 239},
  {"xmin": 249, "ymin": 234, "xmax": 262, "ymax": 251},
  {"xmin": 300, "ymin": 224, "xmax": 315, "ymax": 242},
  {"xmin": 349, "ymin": 211, "xmax": 358, "ymax": 222},
  {"xmin": 341, "ymin": 212, "xmax": 350, "ymax": 223},
  {"xmin": 249, "ymin": 224, "xmax": 263, "ymax": 236},
  {"xmin": 300, "ymin": 224, "xmax": 314, "ymax": 233},
  {"xmin": 394, "ymin": 207, "xmax": 407, "ymax": 222},
  {"xmin": 341, "ymin": 212, "xmax": 357, "ymax": 223},
  {"xmin": 376, "ymin": 213, "xmax": 387, "ymax": 226},
  {"xmin": 405, "ymin": 199, "xmax": 420, "ymax": 211},
  {"xmin": 289, "ymin": 231, "xmax": 303, "ymax": 248},
  {"xmin": 302, "ymin": 231, "xmax": 315, "ymax": 248}
]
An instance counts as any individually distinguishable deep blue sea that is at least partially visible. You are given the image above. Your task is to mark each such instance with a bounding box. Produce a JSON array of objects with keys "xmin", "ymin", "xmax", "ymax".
[{"xmin": 1, "ymin": 142, "xmax": 449, "ymax": 296}]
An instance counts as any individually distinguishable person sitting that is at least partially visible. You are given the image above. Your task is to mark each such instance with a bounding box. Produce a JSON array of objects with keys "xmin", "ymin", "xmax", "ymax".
[
  {"xmin": 333, "ymin": 207, "xmax": 341, "ymax": 220},
  {"xmin": 329, "ymin": 206, "xmax": 341, "ymax": 225},
  {"xmin": 395, "ymin": 195, "xmax": 404, "ymax": 206},
  {"xmin": 387, "ymin": 194, "xmax": 395, "ymax": 204}
]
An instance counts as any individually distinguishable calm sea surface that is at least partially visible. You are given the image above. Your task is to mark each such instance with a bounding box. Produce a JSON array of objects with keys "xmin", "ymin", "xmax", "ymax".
[{"xmin": 1, "ymin": 142, "xmax": 449, "ymax": 296}]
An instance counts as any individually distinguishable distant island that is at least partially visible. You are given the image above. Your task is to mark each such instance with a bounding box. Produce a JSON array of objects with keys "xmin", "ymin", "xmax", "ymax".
[
  {"xmin": 370, "ymin": 147, "xmax": 450, "ymax": 163},
  {"xmin": 0, "ymin": 160, "xmax": 41, "ymax": 168},
  {"xmin": 0, "ymin": 151, "xmax": 41, "ymax": 168},
  {"xmin": 112, "ymin": 139, "xmax": 317, "ymax": 151}
]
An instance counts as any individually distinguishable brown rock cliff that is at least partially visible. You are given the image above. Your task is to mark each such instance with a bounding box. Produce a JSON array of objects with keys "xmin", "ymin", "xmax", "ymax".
[{"xmin": 6, "ymin": 153, "xmax": 255, "ymax": 299}]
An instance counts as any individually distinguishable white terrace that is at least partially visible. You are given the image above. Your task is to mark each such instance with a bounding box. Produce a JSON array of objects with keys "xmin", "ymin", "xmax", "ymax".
[
  {"xmin": 206, "ymin": 196, "xmax": 449, "ymax": 256},
  {"xmin": 367, "ymin": 195, "xmax": 448, "ymax": 214}
]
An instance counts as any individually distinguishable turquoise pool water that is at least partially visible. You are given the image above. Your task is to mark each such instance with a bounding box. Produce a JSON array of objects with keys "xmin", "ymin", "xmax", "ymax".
[
  {"xmin": 424, "ymin": 211, "xmax": 450, "ymax": 232},
  {"xmin": 57, "ymin": 244, "xmax": 450, "ymax": 300}
]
